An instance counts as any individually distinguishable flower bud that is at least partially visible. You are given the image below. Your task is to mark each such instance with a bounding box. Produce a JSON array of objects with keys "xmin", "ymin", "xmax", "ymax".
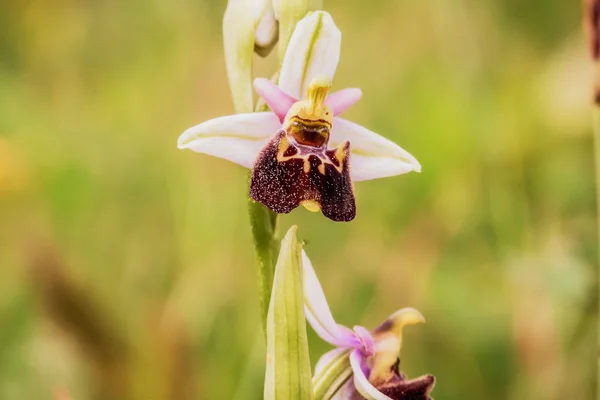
[
  {"xmin": 223, "ymin": 0, "xmax": 256, "ymax": 113},
  {"xmin": 264, "ymin": 226, "xmax": 312, "ymax": 399},
  {"xmin": 254, "ymin": 0, "xmax": 279, "ymax": 57},
  {"xmin": 223, "ymin": 0, "xmax": 326, "ymax": 112}
]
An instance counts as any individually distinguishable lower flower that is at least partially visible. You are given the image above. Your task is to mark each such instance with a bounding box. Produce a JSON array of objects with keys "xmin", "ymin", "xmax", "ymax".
[{"xmin": 303, "ymin": 250, "xmax": 436, "ymax": 400}]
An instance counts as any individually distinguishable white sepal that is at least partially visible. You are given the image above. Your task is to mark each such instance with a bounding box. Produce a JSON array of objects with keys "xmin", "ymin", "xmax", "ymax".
[{"xmin": 178, "ymin": 112, "xmax": 280, "ymax": 168}]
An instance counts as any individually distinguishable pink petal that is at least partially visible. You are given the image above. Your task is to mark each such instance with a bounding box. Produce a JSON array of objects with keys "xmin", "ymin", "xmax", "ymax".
[
  {"xmin": 353, "ymin": 325, "xmax": 374, "ymax": 357},
  {"xmin": 326, "ymin": 88, "xmax": 362, "ymax": 116},
  {"xmin": 302, "ymin": 250, "xmax": 356, "ymax": 348},
  {"xmin": 253, "ymin": 78, "xmax": 297, "ymax": 122},
  {"xmin": 349, "ymin": 350, "xmax": 392, "ymax": 400}
]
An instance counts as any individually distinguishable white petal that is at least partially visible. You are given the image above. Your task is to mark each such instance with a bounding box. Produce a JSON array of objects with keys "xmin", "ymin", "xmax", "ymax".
[
  {"xmin": 278, "ymin": 11, "xmax": 341, "ymax": 99},
  {"xmin": 331, "ymin": 117, "xmax": 422, "ymax": 182},
  {"xmin": 178, "ymin": 112, "xmax": 280, "ymax": 168},
  {"xmin": 349, "ymin": 350, "xmax": 392, "ymax": 400},
  {"xmin": 302, "ymin": 250, "xmax": 355, "ymax": 347}
]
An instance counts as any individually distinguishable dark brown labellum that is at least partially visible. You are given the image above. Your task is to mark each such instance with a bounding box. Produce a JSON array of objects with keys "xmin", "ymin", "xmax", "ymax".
[
  {"xmin": 376, "ymin": 370, "xmax": 436, "ymax": 400},
  {"xmin": 250, "ymin": 130, "xmax": 356, "ymax": 222}
]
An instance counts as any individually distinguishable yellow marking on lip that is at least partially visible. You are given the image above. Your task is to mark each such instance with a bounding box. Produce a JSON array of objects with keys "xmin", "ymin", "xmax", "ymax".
[
  {"xmin": 317, "ymin": 162, "xmax": 325, "ymax": 175},
  {"xmin": 301, "ymin": 200, "xmax": 321, "ymax": 212},
  {"xmin": 276, "ymin": 133, "xmax": 346, "ymax": 176},
  {"xmin": 276, "ymin": 134, "xmax": 295, "ymax": 162},
  {"xmin": 288, "ymin": 116, "xmax": 331, "ymax": 128}
]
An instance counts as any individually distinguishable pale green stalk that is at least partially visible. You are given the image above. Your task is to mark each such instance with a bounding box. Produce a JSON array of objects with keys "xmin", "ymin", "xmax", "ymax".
[
  {"xmin": 593, "ymin": 106, "xmax": 600, "ymax": 393},
  {"xmin": 250, "ymin": 74, "xmax": 281, "ymax": 333},
  {"xmin": 249, "ymin": 193, "xmax": 280, "ymax": 332}
]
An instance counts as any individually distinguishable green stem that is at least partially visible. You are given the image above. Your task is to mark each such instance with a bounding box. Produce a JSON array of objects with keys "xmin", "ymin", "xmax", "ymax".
[
  {"xmin": 250, "ymin": 71, "xmax": 282, "ymax": 334},
  {"xmin": 248, "ymin": 198, "xmax": 280, "ymax": 333},
  {"xmin": 593, "ymin": 106, "xmax": 600, "ymax": 392}
]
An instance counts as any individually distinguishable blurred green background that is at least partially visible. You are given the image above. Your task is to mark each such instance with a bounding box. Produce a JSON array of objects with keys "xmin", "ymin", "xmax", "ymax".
[{"xmin": 0, "ymin": 0, "xmax": 597, "ymax": 399}]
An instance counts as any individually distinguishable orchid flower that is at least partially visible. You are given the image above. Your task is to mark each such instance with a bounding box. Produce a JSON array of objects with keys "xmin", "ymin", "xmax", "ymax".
[
  {"xmin": 303, "ymin": 251, "xmax": 435, "ymax": 399},
  {"xmin": 179, "ymin": 11, "xmax": 421, "ymax": 221}
]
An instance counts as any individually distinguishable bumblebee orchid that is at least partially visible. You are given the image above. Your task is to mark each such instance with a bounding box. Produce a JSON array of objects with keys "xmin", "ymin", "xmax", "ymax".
[
  {"xmin": 179, "ymin": 11, "xmax": 420, "ymax": 221},
  {"xmin": 303, "ymin": 251, "xmax": 435, "ymax": 399}
]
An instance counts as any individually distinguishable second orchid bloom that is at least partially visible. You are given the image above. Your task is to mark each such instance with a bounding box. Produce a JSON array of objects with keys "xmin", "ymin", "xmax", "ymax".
[
  {"xmin": 265, "ymin": 225, "xmax": 436, "ymax": 399},
  {"xmin": 303, "ymin": 249, "xmax": 435, "ymax": 399},
  {"xmin": 179, "ymin": 11, "xmax": 421, "ymax": 221}
]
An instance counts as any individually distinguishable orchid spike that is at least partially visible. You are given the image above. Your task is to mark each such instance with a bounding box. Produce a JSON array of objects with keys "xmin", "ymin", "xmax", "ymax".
[
  {"xmin": 179, "ymin": 11, "xmax": 420, "ymax": 221},
  {"xmin": 303, "ymin": 251, "xmax": 436, "ymax": 400}
]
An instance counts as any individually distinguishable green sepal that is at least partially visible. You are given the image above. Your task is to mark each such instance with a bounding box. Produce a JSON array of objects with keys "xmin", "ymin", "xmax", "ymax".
[
  {"xmin": 264, "ymin": 226, "xmax": 313, "ymax": 400},
  {"xmin": 312, "ymin": 350, "xmax": 352, "ymax": 400}
]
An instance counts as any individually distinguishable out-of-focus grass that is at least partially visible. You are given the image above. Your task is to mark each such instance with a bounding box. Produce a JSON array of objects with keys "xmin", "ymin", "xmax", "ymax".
[{"xmin": 0, "ymin": 1, "xmax": 596, "ymax": 399}]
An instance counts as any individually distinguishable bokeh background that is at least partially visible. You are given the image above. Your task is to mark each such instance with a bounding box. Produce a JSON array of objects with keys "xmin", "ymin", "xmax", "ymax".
[{"xmin": 0, "ymin": 0, "xmax": 597, "ymax": 399}]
